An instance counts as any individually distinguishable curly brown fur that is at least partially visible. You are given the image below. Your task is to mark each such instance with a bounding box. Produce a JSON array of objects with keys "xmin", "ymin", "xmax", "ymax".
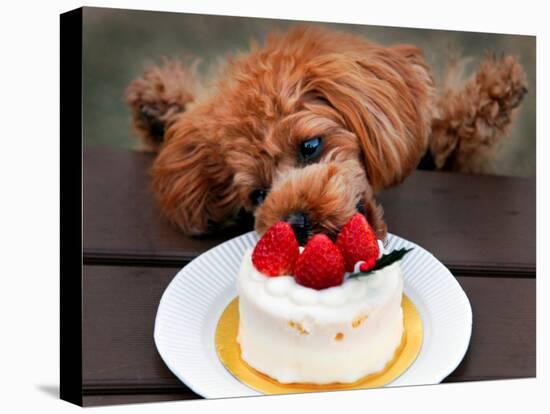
[
  {"xmin": 126, "ymin": 26, "xmax": 527, "ymax": 242},
  {"xmin": 255, "ymin": 160, "xmax": 387, "ymax": 239},
  {"xmin": 125, "ymin": 58, "xmax": 200, "ymax": 151},
  {"xmin": 430, "ymin": 54, "xmax": 527, "ymax": 172}
]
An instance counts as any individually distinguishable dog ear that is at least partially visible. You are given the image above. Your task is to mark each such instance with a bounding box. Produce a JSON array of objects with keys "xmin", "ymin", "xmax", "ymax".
[
  {"xmin": 303, "ymin": 45, "xmax": 434, "ymax": 190},
  {"xmin": 151, "ymin": 120, "xmax": 240, "ymax": 235}
]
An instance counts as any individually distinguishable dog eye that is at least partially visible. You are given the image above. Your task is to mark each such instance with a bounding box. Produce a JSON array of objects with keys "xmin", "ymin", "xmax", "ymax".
[
  {"xmin": 299, "ymin": 137, "xmax": 323, "ymax": 163},
  {"xmin": 249, "ymin": 189, "xmax": 267, "ymax": 206}
]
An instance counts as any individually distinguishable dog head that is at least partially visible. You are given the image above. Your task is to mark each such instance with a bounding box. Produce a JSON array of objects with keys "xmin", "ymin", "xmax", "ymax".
[{"xmin": 152, "ymin": 27, "xmax": 434, "ymax": 243}]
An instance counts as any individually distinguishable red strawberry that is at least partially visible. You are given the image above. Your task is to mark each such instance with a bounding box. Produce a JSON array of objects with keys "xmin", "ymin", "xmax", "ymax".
[
  {"xmin": 359, "ymin": 257, "xmax": 377, "ymax": 272},
  {"xmin": 252, "ymin": 222, "xmax": 300, "ymax": 276},
  {"xmin": 336, "ymin": 213, "xmax": 380, "ymax": 272},
  {"xmin": 294, "ymin": 234, "xmax": 345, "ymax": 290}
]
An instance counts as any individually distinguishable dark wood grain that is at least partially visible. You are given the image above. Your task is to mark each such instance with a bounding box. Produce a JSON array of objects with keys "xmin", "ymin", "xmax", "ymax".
[
  {"xmin": 82, "ymin": 265, "xmax": 535, "ymax": 404},
  {"xmin": 83, "ymin": 265, "xmax": 188, "ymax": 394},
  {"xmin": 443, "ymin": 276, "xmax": 536, "ymax": 382},
  {"xmin": 83, "ymin": 393, "xmax": 196, "ymax": 407},
  {"xmin": 379, "ymin": 172, "xmax": 535, "ymax": 276},
  {"xmin": 83, "ymin": 147, "xmax": 253, "ymax": 267},
  {"xmin": 83, "ymin": 147, "xmax": 535, "ymax": 275}
]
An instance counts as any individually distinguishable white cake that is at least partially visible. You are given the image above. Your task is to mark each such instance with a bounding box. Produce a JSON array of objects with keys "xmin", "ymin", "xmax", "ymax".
[{"xmin": 236, "ymin": 247, "xmax": 404, "ymax": 384}]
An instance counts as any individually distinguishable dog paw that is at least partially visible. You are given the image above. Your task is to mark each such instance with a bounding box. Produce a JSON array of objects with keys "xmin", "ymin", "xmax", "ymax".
[
  {"xmin": 136, "ymin": 103, "xmax": 169, "ymax": 143},
  {"xmin": 474, "ymin": 55, "xmax": 527, "ymax": 134},
  {"xmin": 431, "ymin": 54, "xmax": 528, "ymax": 173},
  {"xmin": 125, "ymin": 59, "xmax": 199, "ymax": 150}
]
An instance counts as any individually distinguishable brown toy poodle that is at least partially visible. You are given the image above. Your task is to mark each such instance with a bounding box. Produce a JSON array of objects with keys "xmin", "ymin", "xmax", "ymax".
[{"xmin": 125, "ymin": 26, "xmax": 527, "ymax": 243}]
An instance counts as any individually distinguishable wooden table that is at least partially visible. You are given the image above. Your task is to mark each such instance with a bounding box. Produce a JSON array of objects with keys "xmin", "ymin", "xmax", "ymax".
[{"xmin": 82, "ymin": 147, "xmax": 536, "ymax": 406}]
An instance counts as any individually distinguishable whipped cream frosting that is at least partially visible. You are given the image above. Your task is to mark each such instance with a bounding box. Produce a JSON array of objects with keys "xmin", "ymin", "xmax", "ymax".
[{"xmin": 236, "ymin": 247, "xmax": 404, "ymax": 384}]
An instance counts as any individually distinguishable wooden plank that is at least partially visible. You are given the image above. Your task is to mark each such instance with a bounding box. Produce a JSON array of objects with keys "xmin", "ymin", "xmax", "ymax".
[
  {"xmin": 83, "ymin": 147, "xmax": 253, "ymax": 267},
  {"xmin": 83, "ymin": 393, "xmax": 197, "ymax": 407},
  {"xmin": 444, "ymin": 276, "xmax": 536, "ymax": 382},
  {"xmin": 378, "ymin": 171, "xmax": 535, "ymax": 276},
  {"xmin": 83, "ymin": 147, "xmax": 535, "ymax": 275},
  {"xmin": 83, "ymin": 265, "xmax": 535, "ymax": 396},
  {"xmin": 83, "ymin": 265, "xmax": 184, "ymax": 392}
]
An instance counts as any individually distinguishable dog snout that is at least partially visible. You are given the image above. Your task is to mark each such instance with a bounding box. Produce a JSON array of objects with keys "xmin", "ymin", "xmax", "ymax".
[{"xmin": 286, "ymin": 211, "xmax": 310, "ymax": 246}]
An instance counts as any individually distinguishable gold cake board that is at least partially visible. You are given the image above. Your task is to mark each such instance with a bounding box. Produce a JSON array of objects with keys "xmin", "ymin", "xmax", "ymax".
[{"xmin": 215, "ymin": 295, "xmax": 423, "ymax": 394}]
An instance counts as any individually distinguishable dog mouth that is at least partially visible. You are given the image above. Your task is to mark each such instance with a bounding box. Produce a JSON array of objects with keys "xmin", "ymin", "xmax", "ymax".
[
  {"xmin": 355, "ymin": 199, "xmax": 367, "ymax": 215},
  {"xmin": 284, "ymin": 200, "xmax": 366, "ymax": 246},
  {"xmin": 255, "ymin": 159, "xmax": 376, "ymax": 245},
  {"xmin": 285, "ymin": 210, "xmax": 311, "ymax": 245}
]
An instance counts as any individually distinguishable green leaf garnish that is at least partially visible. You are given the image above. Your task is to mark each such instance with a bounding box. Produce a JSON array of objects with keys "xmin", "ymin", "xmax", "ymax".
[{"xmin": 348, "ymin": 247, "xmax": 413, "ymax": 279}]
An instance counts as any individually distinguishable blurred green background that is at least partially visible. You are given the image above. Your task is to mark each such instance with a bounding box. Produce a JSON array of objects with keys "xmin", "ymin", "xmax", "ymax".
[{"xmin": 82, "ymin": 7, "xmax": 536, "ymax": 177}]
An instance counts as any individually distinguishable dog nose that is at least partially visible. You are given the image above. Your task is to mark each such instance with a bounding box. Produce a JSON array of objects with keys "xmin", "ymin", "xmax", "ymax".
[{"xmin": 286, "ymin": 211, "xmax": 310, "ymax": 245}]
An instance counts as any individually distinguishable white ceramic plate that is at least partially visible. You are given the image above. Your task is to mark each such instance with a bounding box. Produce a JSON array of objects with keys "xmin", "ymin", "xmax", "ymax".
[{"xmin": 154, "ymin": 232, "xmax": 472, "ymax": 398}]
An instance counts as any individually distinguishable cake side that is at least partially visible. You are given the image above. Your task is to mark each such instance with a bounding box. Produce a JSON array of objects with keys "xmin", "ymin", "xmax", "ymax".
[{"xmin": 237, "ymin": 248, "xmax": 404, "ymax": 384}]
